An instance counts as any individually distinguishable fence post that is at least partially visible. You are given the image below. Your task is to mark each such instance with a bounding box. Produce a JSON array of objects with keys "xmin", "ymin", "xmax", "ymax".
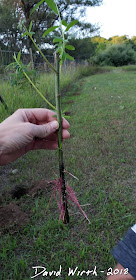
[{"xmin": 29, "ymin": 48, "xmax": 34, "ymax": 70}]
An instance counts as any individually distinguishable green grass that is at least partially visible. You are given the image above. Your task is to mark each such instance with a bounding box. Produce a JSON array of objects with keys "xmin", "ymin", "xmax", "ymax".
[
  {"xmin": 0, "ymin": 64, "xmax": 111, "ymax": 122},
  {"xmin": 0, "ymin": 66, "xmax": 136, "ymax": 279}
]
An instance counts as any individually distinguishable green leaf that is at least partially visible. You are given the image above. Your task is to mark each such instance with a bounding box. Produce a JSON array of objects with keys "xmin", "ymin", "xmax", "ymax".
[
  {"xmin": 29, "ymin": 31, "xmax": 35, "ymax": 36},
  {"xmin": 54, "ymin": 47, "xmax": 62, "ymax": 54},
  {"xmin": 65, "ymin": 20, "xmax": 78, "ymax": 32},
  {"xmin": 61, "ymin": 20, "xmax": 67, "ymax": 27},
  {"xmin": 65, "ymin": 45, "xmax": 75, "ymax": 51},
  {"xmin": 29, "ymin": 21, "xmax": 32, "ymax": 32},
  {"xmin": 62, "ymin": 107, "xmax": 69, "ymax": 114},
  {"xmin": 31, "ymin": 0, "xmax": 44, "ymax": 15},
  {"xmin": 43, "ymin": 26, "xmax": 59, "ymax": 37},
  {"xmin": 64, "ymin": 115, "xmax": 70, "ymax": 120},
  {"xmin": 44, "ymin": 0, "xmax": 58, "ymax": 15},
  {"xmin": 61, "ymin": 52, "xmax": 66, "ymax": 61},
  {"xmin": 53, "ymin": 37, "xmax": 63, "ymax": 43},
  {"xmin": 65, "ymin": 53, "xmax": 74, "ymax": 61},
  {"xmin": 17, "ymin": 51, "xmax": 21, "ymax": 61},
  {"xmin": 6, "ymin": 62, "xmax": 16, "ymax": 69},
  {"xmin": 22, "ymin": 32, "xmax": 28, "ymax": 37}
]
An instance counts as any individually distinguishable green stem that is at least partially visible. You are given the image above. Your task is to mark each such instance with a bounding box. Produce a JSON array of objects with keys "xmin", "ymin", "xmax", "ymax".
[
  {"xmin": 23, "ymin": 25, "xmax": 57, "ymax": 74},
  {"xmin": 14, "ymin": 56, "xmax": 56, "ymax": 111},
  {"xmin": 29, "ymin": 35, "xmax": 57, "ymax": 74},
  {"xmin": 55, "ymin": 0, "xmax": 65, "ymax": 56},
  {"xmin": 55, "ymin": 53, "xmax": 69, "ymax": 224}
]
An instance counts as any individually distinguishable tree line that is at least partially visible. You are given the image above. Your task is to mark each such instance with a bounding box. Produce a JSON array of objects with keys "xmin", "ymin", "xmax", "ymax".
[
  {"xmin": 0, "ymin": 0, "xmax": 102, "ymax": 53},
  {"xmin": 1, "ymin": 0, "xmax": 136, "ymax": 66},
  {"xmin": 90, "ymin": 35, "xmax": 136, "ymax": 66}
]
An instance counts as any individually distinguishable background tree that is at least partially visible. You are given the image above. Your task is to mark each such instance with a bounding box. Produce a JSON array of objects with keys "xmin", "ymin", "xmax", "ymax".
[
  {"xmin": 91, "ymin": 36, "xmax": 108, "ymax": 54},
  {"xmin": 130, "ymin": 36, "xmax": 136, "ymax": 51},
  {"xmin": 0, "ymin": 2, "xmax": 21, "ymax": 50},
  {"xmin": 91, "ymin": 43, "xmax": 136, "ymax": 66},
  {"xmin": 108, "ymin": 35, "xmax": 130, "ymax": 45},
  {"xmin": 0, "ymin": 0, "xmax": 102, "ymax": 52},
  {"xmin": 67, "ymin": 37, "xmax": 96, "ymax": 60}
]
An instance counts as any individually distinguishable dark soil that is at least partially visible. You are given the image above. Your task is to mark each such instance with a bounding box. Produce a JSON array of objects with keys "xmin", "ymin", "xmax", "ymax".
[
  {"xmin": 11, "ymin": 185, "xmax": 28, "ymax": 199},
  {"xmin": 0, "ymin": 203, "xmax": 28, "ymax": 229},
  {"xmin": 0, "ymin": 180, "xmax": 53, "ymax": 230},
  {"xmin": 28, "ymin": 180, "xmax": 53, "ymax": 197}
]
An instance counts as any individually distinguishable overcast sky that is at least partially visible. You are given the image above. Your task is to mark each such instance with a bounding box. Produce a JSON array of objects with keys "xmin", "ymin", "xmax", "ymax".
[{"xmin": 86, "ymin": 0, "xmax": 136, "ymax": 39}]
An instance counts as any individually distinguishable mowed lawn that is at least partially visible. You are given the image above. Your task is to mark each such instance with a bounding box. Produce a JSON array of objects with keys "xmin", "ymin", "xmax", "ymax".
[{"xmin": 0, "ymin": 68, "xmax": 136, "ymax": 279}]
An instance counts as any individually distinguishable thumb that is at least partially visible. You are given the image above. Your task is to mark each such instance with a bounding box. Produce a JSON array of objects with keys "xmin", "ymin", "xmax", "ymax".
[{"xmin": 33, "ymin": 120, "xmax": 59, "ymax": 138}]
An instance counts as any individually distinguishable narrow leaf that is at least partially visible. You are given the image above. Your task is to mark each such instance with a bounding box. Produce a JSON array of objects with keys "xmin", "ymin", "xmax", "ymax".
[
  {"xmin": 43, "ymin": 26, "xmax": 59, "ymax": 37},
  {"xmin": 31, "ymin": 0, "xmax": 44, "ymax": 15},
  {"xmin": 13, "ymin": 53, "xmax": 17, "ymax": 60},
  {"xmin": 65, "ymin": 20, "xmax": 78, "ymax": 32},
  {"xmin": 17, "ymin": 51, "xmax": 21, "ymax": 61},
  {"xmin": 29, "ymin": 21, "xmax": 32, "ymax": 32},
  {"xmin": 65, "ymin": 45, "xmax": 75, "ymax": 50},
  {"xmin": 6, "ymin": 62, "xmax": 16, "ymax": 69},
  {"xmin": 29, "ymin": 31, "xmax": 35, "ymax": 36},
  {"xmin": 22, "ymin": 32, "xmax": 28, "ymax": 37},
  {"xmin": 53, "ymin": 37, "xmax": 63, "ymax": 43},
  {"xmin": 62, "ymin": 108, "xmax": 69, "ymax": 114},
  {"xmin": 44, "ymin": 0, "xmax": 58, "ymax": 15},
  {"xmin": 61, "ymin": 52, "xmax": 66, "ymax": 61},
  {"xmin": 55, "ymin": 47, "xmax": 62, "ymax": 54},
  {"xmin": 61, "ymin": 20, "xmax": 67, "ymax": 27},
  {"xmin": 64, "ymin": 115, "xmax": 70, "ymax": 120},
  {"xmin": 65, "ymin": 53, "xmax": 74, "ymax": 61}
]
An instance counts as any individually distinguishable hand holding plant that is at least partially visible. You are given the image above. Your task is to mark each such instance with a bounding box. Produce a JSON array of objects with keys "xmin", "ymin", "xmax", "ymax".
[
  {"xmin": 0, "ymin": 108, "xmax": 70, "ymax": 166},
  {"xmin": 12, "ymin": 0, "xmax": 90, "ymax": 224}
]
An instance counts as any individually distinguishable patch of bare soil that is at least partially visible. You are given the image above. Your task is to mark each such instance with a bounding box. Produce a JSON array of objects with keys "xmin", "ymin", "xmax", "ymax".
[
  {"xmin": 11, "ymin": 185, "xmax": 28, "ymax": 199},
  {"xmin": 0, "ymin": 180, "xmax": 53, "ymax": 230},
  {"xmin": 110, "ymin": 119, "xmax": 124, "ymax": 127},
  {"xmin": 0, "ymin": 203, "xmax": 28, "ymax": 230},
  {"xmin": 28, "ymin": 180, "xmax": 53, "ymax": 197}
]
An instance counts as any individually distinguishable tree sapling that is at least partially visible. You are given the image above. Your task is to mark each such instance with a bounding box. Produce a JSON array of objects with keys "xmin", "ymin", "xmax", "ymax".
[{"xmin": 13, "ymin": 0, "xmax": 90, "ymax": 224}]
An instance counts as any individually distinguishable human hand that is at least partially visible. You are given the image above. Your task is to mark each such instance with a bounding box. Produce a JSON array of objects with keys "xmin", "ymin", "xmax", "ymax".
[{"xmin": 0, "ymin": 108, "xmax": 70, "ymax": 165}]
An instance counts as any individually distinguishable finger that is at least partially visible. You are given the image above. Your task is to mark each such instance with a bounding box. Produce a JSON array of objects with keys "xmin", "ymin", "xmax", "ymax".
[
  {"xmin": 20, "ymin": 108, "xmax": 55, "ymax": 124},
  {"xmin": 32, "ymin": 120, "xmax": 59, "ymax": 138},
  {"xmin": 22, "ymin": 108, "xmax": 70, "ymax": 128},
  {"xmin": 62, "ymin": 129, "xmax": 70, "ymax": 139},
  {"xmin": 62, "ymin": 117, "xmax": 70, "ymax": 129}
]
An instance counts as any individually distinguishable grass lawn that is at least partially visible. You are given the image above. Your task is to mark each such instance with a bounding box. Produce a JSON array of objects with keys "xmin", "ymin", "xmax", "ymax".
[{"xmin": 0, "ymin": 67, "xmax": 136, "ymax": 279}]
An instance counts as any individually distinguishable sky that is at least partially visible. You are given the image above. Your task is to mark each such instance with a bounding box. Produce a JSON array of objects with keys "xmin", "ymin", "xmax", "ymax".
[{"xmin": 86, "ymin": 0, "xmax": 136, "ymax": 39}]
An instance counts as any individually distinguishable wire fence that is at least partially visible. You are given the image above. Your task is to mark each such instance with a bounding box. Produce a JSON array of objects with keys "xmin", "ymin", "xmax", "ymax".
[
  {"xmin": 0, "ymin": 49, "xmax": 87, "ymax": 80},
  {"xmin": 0, "ymin": 49, "xmax": 54, "ymax": 73}
]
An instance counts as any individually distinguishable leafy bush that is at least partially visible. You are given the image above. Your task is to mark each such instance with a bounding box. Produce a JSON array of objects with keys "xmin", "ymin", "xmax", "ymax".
[
  {"xmin": 6, "ymin": 62, "xmax": 37, "ymax": 88},
  {"xmin": 91, "ymin": 44, "xmax": 136, "ymax": 67}
]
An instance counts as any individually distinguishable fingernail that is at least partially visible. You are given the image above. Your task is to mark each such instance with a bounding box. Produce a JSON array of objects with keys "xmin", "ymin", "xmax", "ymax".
[{"xmin": 51, "ymin": 120, "xmax": 59, "ymax": 130}]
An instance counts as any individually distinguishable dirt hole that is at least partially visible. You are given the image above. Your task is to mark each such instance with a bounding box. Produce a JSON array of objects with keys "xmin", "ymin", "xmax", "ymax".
[{"xmin": 0, "ymin": 180, "xmax": 53, "ymax": 230}]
